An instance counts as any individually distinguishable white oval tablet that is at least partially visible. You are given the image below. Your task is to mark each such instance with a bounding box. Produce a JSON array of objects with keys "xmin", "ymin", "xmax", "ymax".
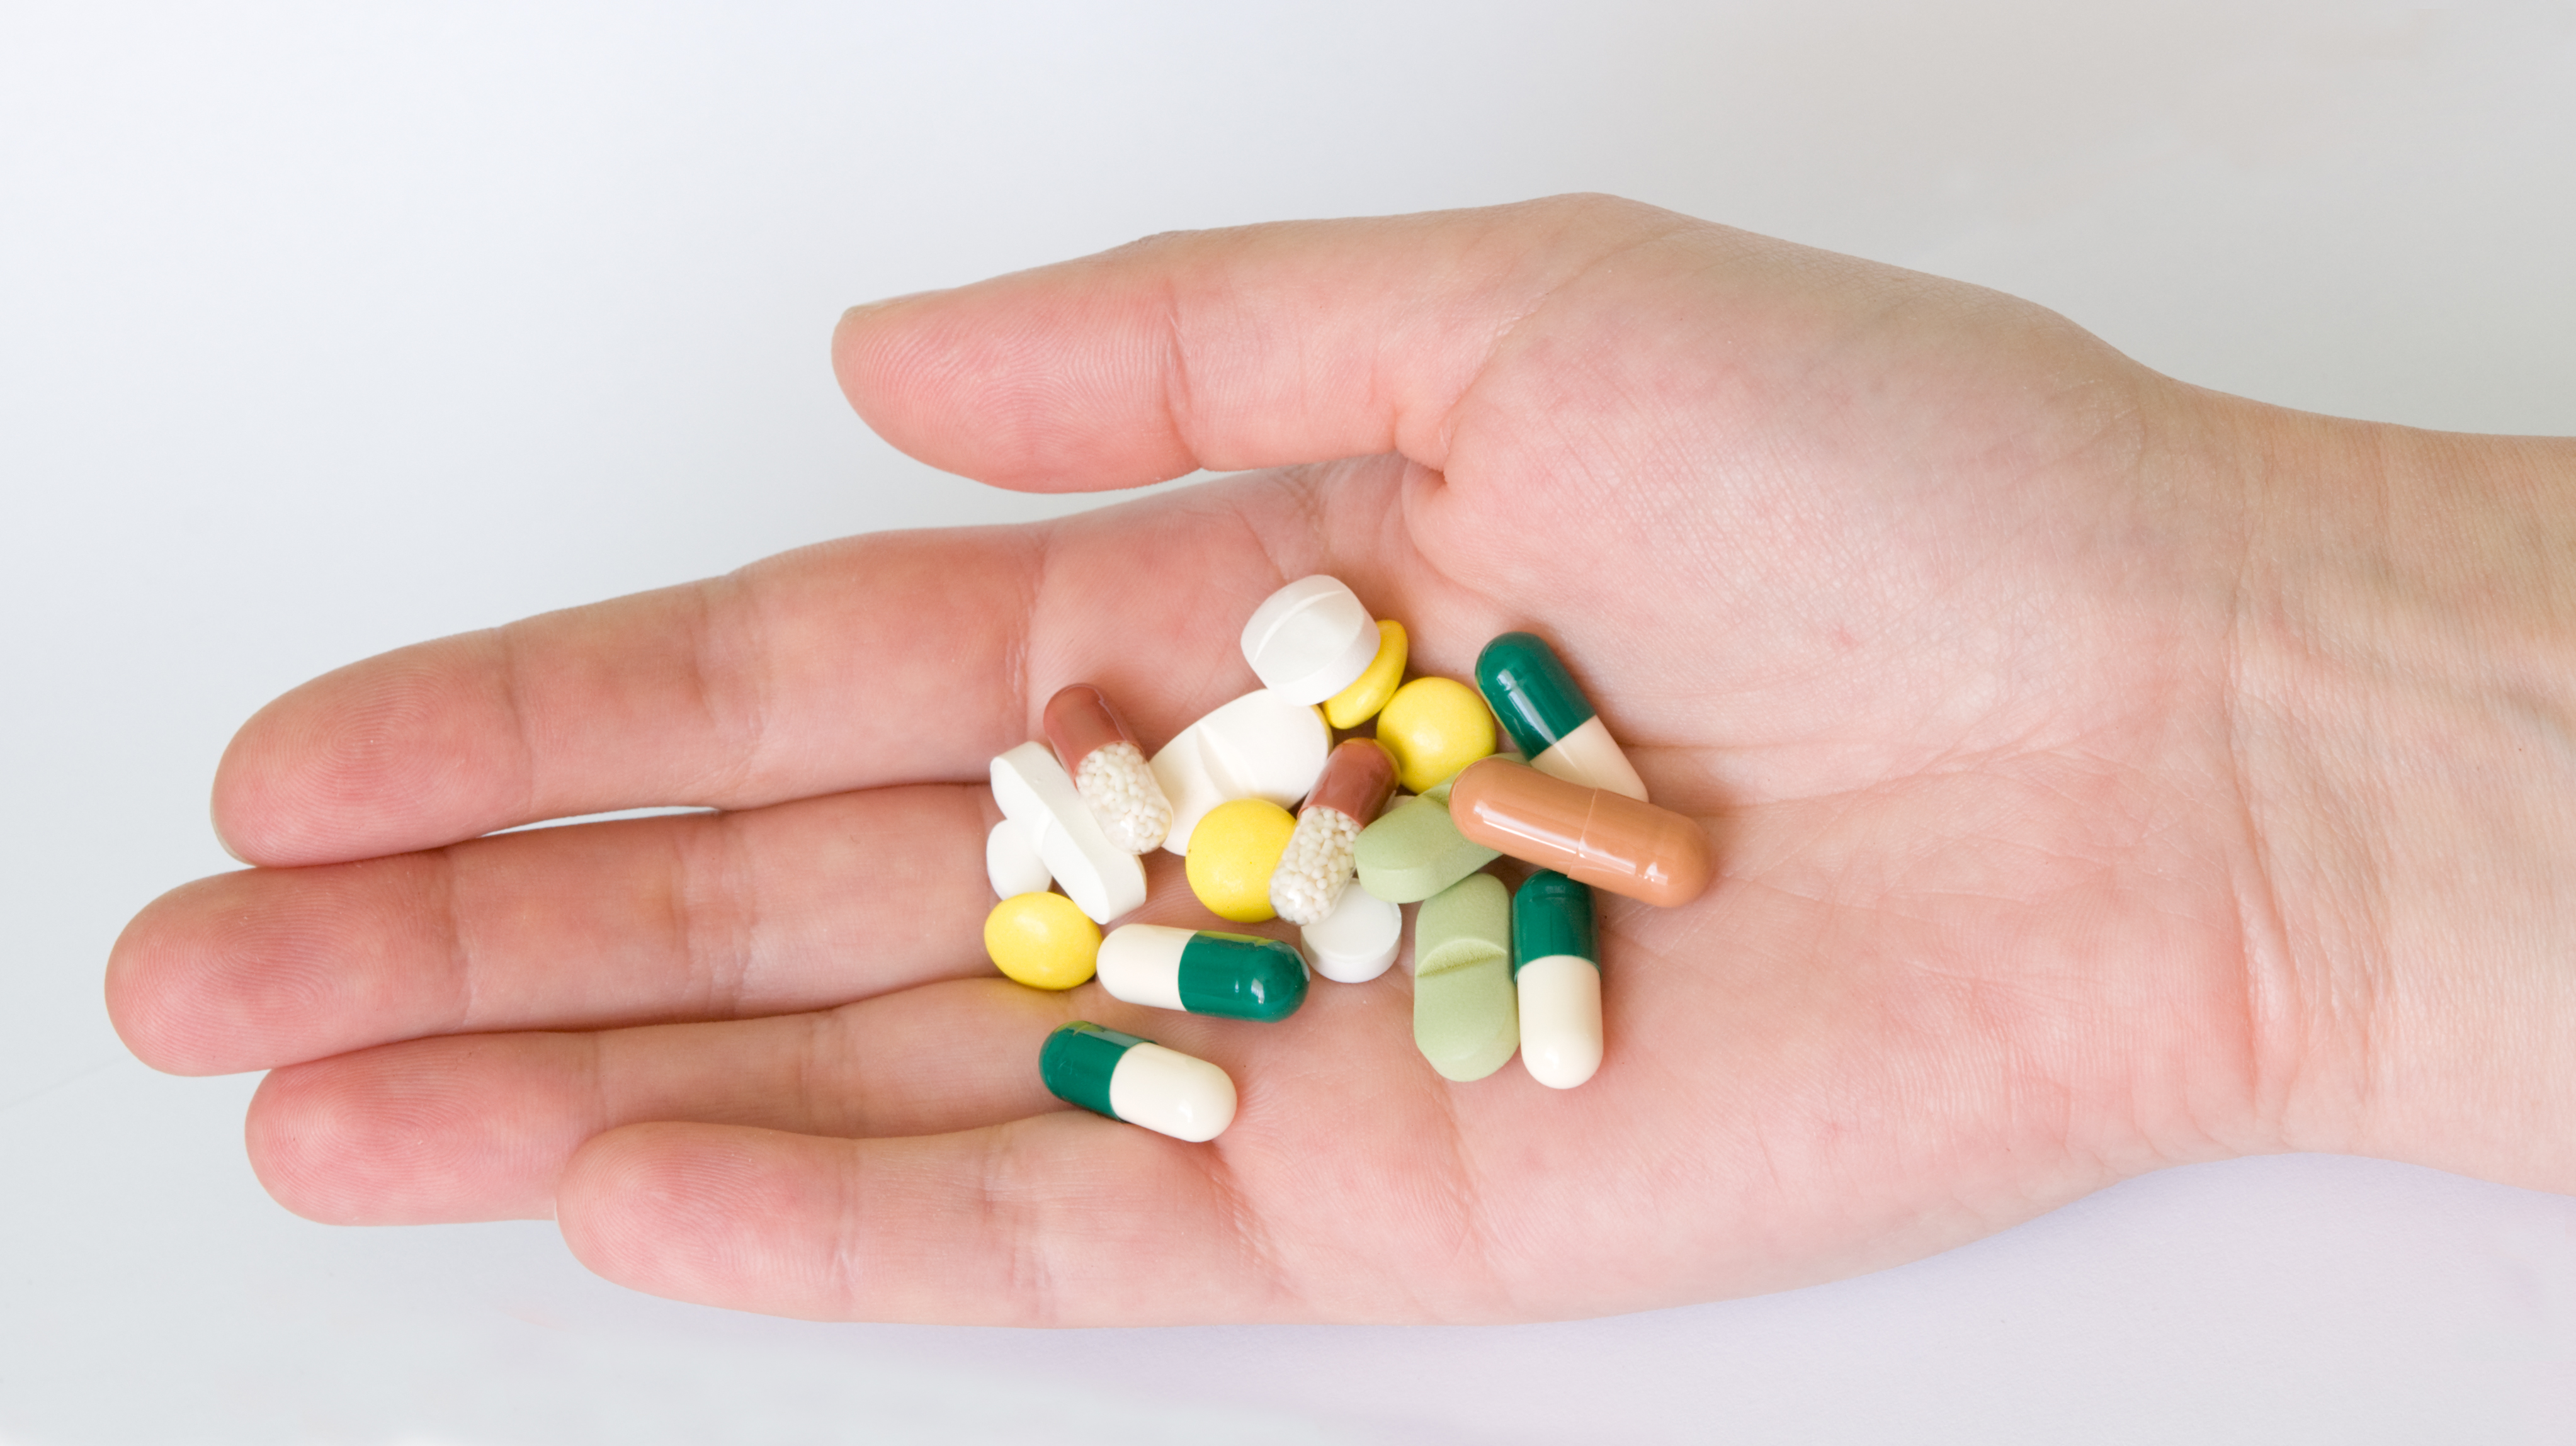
[
  {"xmin": 989, "ymin": 742, "xmax": 1148, "ymax": 924},
  {"xmin": 985, "ymin": 818, "xmax": 1052, "ymax": 899},
  {"xmin": 1148, "ymin": 689, "xmax": 1333, "ymax": 854},
  {"xmin": 1300, "ymin": 884, "xmax": 1402, "ymax": 983},
  {"xmin": 1239, "ymin": 575, "xmax": 1380, "ymax": 704}
]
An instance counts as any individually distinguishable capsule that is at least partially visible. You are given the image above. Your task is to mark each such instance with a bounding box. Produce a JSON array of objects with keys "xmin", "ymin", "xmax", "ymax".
[
  {"xmin": 1042, "ymin": 684, "xmax": 1173, "ymax": 854},
  {"xmin": 1475, "ymin": 632, "xmax": 1648, "ymax": 801},
  {"xmin": 1240, "ymin": 575, "xmax": 1381, "ymax": 704},
  {"xmin": 1269, "ymin": 738, "xmax": 1399, "ymax": 925},
  {"xmin": 1513, "ymin": 871, "xmax": 1602, "ymax": 1088},
  {"xmin": 1096, "ymin": 924, "xmax": 1310, "ymax": 1022},
  {"xmin": 1446, "ymin": 757, "xmax": 1711, "ymax": 908},
  {"xmin": 1039, "ymin": 1022, "xmax": 1237, "ymax": 1142}
]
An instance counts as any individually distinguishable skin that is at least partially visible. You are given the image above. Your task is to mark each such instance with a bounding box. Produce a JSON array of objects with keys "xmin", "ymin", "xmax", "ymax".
[{"xmin": 104, "ymin": 195, "xmax": 2576, "ymax": 1325}]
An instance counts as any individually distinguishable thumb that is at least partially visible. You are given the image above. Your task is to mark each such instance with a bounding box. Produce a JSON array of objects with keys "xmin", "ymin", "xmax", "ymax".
[{"xmin": 830, "ymin": 194, "xmax": 1697, "ymax": 492}]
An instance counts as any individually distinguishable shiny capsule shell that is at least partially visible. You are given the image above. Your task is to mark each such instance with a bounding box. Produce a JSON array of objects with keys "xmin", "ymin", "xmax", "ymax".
[
  {"xmin": 1512, "ymin": 871, "xmax": 1602, "ymax": 1088},
  {"xmin": 1447, "ymin": 757, "xmax": 1711, "ymax": 907},
  {"xmin": 1039, "ymin": 1022, "xmax": 1237, "ymax": 1142},
  {"xmin": 1043, "ymin": 684, "xmax": 1172, "ymax": 853},
  {"xmin": 1269, "ymin": 738, "xmax": 1399, "ymax": 925},
  {"xmin": 1475, "ymin": 632, "xmax": 1648, "ymax": 801},
  {"xmin": 1096, "ymin": 924, "xmax": 1310, "ymax": 1022}
]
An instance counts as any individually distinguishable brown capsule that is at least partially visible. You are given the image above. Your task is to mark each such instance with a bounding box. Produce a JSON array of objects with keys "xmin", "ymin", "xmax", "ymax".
[
  {"xmin": 1041, "ymin": 684, "xmax": 1138, "ymax": 771},
  {"xmin": 1303, "ymin": 737, "xmax": 1399, "ymax": 827},
  {"xmin": 1446, "ymin": 757, "xmax": 1710, "ymax": 907}
]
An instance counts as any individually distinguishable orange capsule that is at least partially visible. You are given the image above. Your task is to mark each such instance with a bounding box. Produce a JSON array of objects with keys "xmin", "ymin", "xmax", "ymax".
[{"xmin": 1446, "ymin": 757, "xmax": 1711, "ymax": 908}]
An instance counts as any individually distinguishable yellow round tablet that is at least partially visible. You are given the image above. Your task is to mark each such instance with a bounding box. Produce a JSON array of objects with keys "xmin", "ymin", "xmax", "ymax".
[
  {"xmin": 984, "ymin": 892, "xmax": 1102, "ymax": 990},
  {"xmin": 1184, "ymin": 798, "xmax": 1298, "ymax": 922},
  {"xmin": 1375, "ymin": 675, "xmax": 1495, "ymax": 793},
  {"xmin": 1323, "ymin": 619, "xmax": 1409, "ymax": 730}
]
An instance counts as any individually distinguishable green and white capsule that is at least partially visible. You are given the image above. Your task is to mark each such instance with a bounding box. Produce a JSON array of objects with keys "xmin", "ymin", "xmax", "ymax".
[
  {"xmin": 1096, "ymin": 924, "xmax": 1311, "ymax": 1022},
  {"xmin": 1513, "ymin": 871, "xmax": 1603, "ymax": 1089},
  {"xmin": 1040, "ymin": 1022, "xmax": 1237, "ymax": 1142},
  {"xmin": 1475, "ymin": 631, "xmax": 1648, "ymax": 801}
]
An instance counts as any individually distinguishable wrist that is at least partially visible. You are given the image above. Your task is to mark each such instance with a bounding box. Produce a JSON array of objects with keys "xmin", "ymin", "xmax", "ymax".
[{"xmin": 2223, "ymin": 400, "xmax": 2576, "ymax": 1187}]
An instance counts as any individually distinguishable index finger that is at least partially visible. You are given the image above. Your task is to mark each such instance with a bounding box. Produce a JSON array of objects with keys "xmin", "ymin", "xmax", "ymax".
[{"xmin": 212, "ymin": 490, "xmax": 1318, "ymax": 867}]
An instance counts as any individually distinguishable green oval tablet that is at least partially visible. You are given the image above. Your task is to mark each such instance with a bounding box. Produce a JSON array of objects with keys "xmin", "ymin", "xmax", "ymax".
[
  {"xmin": 1355, "ymin": 793, "xmax": 1501, "ymax": 904},
  {"xmin": 1412, "ymin": 873, "xmax": 1519, "ymax": 1082}
]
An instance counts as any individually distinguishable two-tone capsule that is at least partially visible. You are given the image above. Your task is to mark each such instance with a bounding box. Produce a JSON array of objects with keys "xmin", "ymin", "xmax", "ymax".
[
  {"xmin": 1040, "ymin": 1022, "xmax": 1236, "ymax": 1142},
  {"xmin": 1475, "ymin": 632, "xmax": 1647, "ymax": 801},
  {"xmin": 1097, "ymin": 924, "xmax": 1310, "ymax": 1021},
  {"xmin": 1513, "ymin": 871, "xmax": 1602, "ymax": 1088},
  {"xmin": 1447, "ymin": 757, "xmax": 1711, "ymax": 908},
  {"xmin": 1043, "ymin": 683, "xmax": 1172, "ymax": 854},
  {"xmin": 1268, "ymin": 737, "xmax": 1399, "ymax": 925}
]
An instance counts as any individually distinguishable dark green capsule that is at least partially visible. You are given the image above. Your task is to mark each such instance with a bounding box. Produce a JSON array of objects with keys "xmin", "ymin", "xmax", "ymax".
[
  {"xmin": 1177, "ymin": 932, "xmax": 1310, "ymax": 1021},
  {"xmin": 1512, "ymin": 870, "xmax": 1597, "ymax": 976},
  {"xmin": 1038, "ymin": 1021, "xmax": 1145, "ymax": 1119},
  {"xmin": 1476, "ymin": 631, "xmax": 1599, "ymax": 760}
]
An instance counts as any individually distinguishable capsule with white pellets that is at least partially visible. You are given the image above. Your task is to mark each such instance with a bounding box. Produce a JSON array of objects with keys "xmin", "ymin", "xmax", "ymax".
[
  {"xmin": 1475, "ymin": 631, "xmax": 1648, "ymax": 801},
  {"xmin": 1039, "ymin": 1022, "xmax": 1237, "ymax": 1142},
  {"xmin": 1269, "ymin": 737, "xmax": 1400, "ymax": 925},
  {"xmin": 1097, "ymin": 924, "xmax": 1310, "ymax": 1022},
  {"xmin": 1513, "ymin": 870, "xmax": 1603, "ymax": 1089},
  {"xmin": 1043, "ymin": 683, "xmax": 1173, "ymax": 854}
]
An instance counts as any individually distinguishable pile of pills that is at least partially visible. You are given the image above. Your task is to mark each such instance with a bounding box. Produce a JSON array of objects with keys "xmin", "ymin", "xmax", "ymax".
[{"xmin": 984, "ymin": 577, "xmax": 1712, "ymax": 1141}]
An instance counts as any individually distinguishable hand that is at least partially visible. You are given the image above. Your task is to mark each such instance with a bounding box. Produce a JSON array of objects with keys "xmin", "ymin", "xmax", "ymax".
[{"xmin": 106, "ymin": 195, "xmax": 2576, "ymax": 1323}]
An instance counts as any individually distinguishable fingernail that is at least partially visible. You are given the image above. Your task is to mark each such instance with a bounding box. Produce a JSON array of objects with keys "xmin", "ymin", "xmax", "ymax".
[{"xmin": 839, "ymin": 288, "xmax": 944, "ymax": 324}]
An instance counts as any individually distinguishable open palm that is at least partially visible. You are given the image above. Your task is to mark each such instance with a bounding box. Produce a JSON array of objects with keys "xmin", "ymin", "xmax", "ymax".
[{"xmin": 109, "ymin": 195, "xmax": 2287, "ymax": 1323}]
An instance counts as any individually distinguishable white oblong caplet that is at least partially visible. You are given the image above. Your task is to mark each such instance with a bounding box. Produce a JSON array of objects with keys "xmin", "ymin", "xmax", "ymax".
[
  {"xmin": 1108, "ymin": 1042, "xmax": 1237, "ymax": 1142},
  {"xmin": 1094, "ymin": 924, "xmax": 1192, "ymax": 1012},
  {"xmin": 1239, "ymin": 576, "xmax": 1378, "ymax": 704},
  {"xmin": 1300, "ymin": 886, "xmax": 1402, "ymax": 983},
  {"xmin": 985, "ymin": 819, "xmax": 1052, "ymax": 899},
  {"xmin": 1150, "ymin": 690, "xmax": 1332, "ymax": 854},
  {"xmin": 1516, "ymin": 954, "xmax": 1604, "ymax": 1090},
  {"xmin": 989, "ymin": 742, "xmax": 1147, "ymax": 923}
]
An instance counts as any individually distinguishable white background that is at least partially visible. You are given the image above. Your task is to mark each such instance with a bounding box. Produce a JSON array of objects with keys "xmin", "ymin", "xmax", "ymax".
[{"xmin": 5, "ymin": 2, "xmax": 2575, "ymax": 1440}]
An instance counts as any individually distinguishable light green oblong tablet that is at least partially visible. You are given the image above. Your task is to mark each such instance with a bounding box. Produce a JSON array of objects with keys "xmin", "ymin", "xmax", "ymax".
[
  {"xmin": 1412, "ymin": 873, "xmax": 1519, "ymax": 1082},
  {"xmin": 1355, "ymin": 793, "xmax": 1501, "ymax": 904}
]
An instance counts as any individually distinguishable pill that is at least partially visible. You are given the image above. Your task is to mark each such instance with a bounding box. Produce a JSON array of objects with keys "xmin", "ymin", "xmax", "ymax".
[
  {"xmin": 989, "ymin": 742, "xmax": 1149, "ymax": 924},
  {"xmin": 983, "ymin": 891, "xmax": 1102, "ymax": 990},
  {"xmin": 1475, "ymin": 632, "xmax": 1648, "ymax": 801},
  {"xmin": 1041, "ymin": 683, "xmax": 1174, "ymax": 854},
  {"xmin": 1040, "ymin": 1021, "xmax": 1237, "ymax": 1142},
  {"xmin": 1149, "ymin": 689, "xmax": 1332, "ymax": 854},
  {"xmin": 1240, "ymin": 575, "xmax": 1381, "ymax": 704},
  {"xmin": 1097, "ymin": 923, "xmax": 1310, "ymax": 1022},
  {"xmin": 1269, "ymin": 738, "xmax": 1399, "ymax": 925},
  {"xmin": 1411, "ymin": 873, "xmax": 1519, "ymax": 1082},
  {"xmin": 1512, "ymin": 871, "xmax": 1601, "ymax": 1088},
  {"xmin": 1322, "ymin": 620, "xmax": 1408, "ymax": 729},
  {"xmin": 1185, "ymin": 798, "xmax": 1298, "ymax": 922},
  {"xmin": 985, "ymin": 818, "xmax": 1052, "ymax": 898},
  {"xmin": 1299, "ymin": 883, "xmax": 1402, "ymax": 983},
  {"xmin": 1375, "ymin": 676, "xmax": 1496, "ymax": 793},
  {"xmin": 1353, "ymin": 790, "xmax": 1501, "ymax": 903},
  {"xmin": 1446, "ymin": 757, "xmax": 1711, "ymax": 908}
]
